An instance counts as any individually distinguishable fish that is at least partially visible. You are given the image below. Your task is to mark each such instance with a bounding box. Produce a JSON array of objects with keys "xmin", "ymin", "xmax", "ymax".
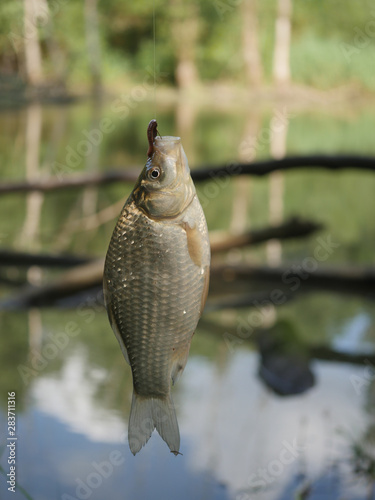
[{"xmin": 103, "ymin": 120, "xmax": 210, "ymax": 455}]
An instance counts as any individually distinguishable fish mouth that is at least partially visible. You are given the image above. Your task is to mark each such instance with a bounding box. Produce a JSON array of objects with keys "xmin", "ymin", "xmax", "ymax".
[{"xmin": 155, "ymin": 136, "xmax": 181, "ymax": 144}]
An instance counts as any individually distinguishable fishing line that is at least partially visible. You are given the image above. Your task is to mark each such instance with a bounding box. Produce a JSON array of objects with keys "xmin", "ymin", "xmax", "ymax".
[{"xmin": 152, "ymin": 0, "xmax": 156, "ymax": 120}]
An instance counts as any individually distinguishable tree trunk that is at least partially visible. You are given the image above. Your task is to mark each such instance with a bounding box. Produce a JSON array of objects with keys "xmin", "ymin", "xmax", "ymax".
[
  {"xmin": 266, "ymin": 107, "xmax": 290, "ymax": 265},
  {"xmin": 84, "ymin": 0, "xmax": 102, "ymax": 97},
  {"xmin": 272, "ymin": 0, "xmax": 292, "ymax": 86},
  {"xmin": 171, "ymin": 2, "xmax": 199, "ymax": 91},
  {"xmin": 175, "ymin": 99, "xmax": 197, "ymax": 164},
  {"xmin": 242, "ymin": 0, "xmax": 263, "ymax": 88},
  {"xmin": 79, "ymin": 103, "xmax": 101, "ymax": 252},
  {"xmin": 17, "ymin": 104, "xmax": 44, "ymax": 252},
  {"xmin": 231, "ymin": 112, "xmax": 262, "ymax": 233},
  {"xmin": 23, "ymin": 0, "xmax": 43, "ymax": 85}
]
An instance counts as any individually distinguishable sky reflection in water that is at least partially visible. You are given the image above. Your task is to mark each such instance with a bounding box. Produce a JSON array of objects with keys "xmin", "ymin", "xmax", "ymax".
[{"xmin": 0, "ymin": 322, "xmax": 372, "ymax": 500}]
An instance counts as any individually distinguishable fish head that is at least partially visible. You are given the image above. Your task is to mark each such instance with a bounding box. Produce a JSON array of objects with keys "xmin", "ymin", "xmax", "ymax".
[{"xmin": 134, "ymin": 136, "xmax": 195, "ymax": 218}]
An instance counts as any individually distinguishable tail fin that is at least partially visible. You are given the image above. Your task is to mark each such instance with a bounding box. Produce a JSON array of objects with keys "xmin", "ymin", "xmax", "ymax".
[{"xmin": 128, "ymin": 391, "xmax": 180, "ymax": 455}]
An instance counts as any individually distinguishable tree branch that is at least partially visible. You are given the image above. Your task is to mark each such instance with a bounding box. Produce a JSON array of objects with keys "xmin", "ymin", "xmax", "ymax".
[
  {"xmin": 210, "ymin": 217, "xmax": 322, "ymax": 253},
  {"xmin": 0, "ymin": 169, "xmax": 139, "ymax": 194},
  {"xmin": 0, "ymin": 249, "xmax": 92, "ymax": 268},
  {"xmin": 1, "ymin": 155, "xmax": 375, "ymax": 195}
]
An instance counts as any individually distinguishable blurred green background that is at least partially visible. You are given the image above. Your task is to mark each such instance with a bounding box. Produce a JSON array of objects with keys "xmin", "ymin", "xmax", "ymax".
[
  {"xmin": 0, "ymin": 0, "xmax": 374, "ymax": 94},
  {"xmin": 1, "ymin": 1, "xmax": 375, "ymax": 500}
]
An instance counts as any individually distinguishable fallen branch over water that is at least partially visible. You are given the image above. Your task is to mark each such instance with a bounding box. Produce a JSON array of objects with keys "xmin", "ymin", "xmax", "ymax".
[
  {"xmin": 210, "ymin": 217, "xmax": 322, "ymax": 253},
  {"xmin": 1, "ymin": 258, "xmax": 105, "ymax": 308},
  {"xmin": 0, "ymin": 249, "xmax": 91, "ymax": 268},
  {"xmin": 1, "ymin": 154, "xmax": 374, "ymax": 194},
  {"xmin": 2, "ymin": 259, "xmax": 374, "ymax": 309},
  {"xmin": 0, "ymin": 169, "xmax": 139, "ymax": 194},
  {"xmin": 192, "ymin": 154, "xmax": 375, "ymax": 181},
  {"xmin": 0, "ymin": 217, "xmax": 321, "ymax": 269}
]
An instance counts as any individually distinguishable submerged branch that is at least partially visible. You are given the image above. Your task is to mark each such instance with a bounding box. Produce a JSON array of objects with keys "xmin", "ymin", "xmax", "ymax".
[
  {"xmin": 1, "ymin": 155, "xmax": 375, "ymax": 195},
  {"xmin": 200, "ymin": 317, "xmax": 375, "ymax": 367},
  {"xmin": 210, "ymin": 264, "xmax": 375, "ymax": 297},
  {"xmin": 2, "ymin": 260, "xmax": 375, "ymax": 309},
  {"xmin": 309, "ymin": 346, "xmax": 375, "ymax": 366}
]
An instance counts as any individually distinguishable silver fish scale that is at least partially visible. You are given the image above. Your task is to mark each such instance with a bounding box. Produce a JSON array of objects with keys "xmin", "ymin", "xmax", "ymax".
[{"xmin": 105, "ymin": 200, "xmax": 205, "ymax": 398}]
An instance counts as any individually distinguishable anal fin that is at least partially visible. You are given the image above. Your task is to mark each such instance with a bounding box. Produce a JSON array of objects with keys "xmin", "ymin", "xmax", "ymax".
[{"xmin": 171, "ymin": 347, "xmax": 190, "ymax": 385}]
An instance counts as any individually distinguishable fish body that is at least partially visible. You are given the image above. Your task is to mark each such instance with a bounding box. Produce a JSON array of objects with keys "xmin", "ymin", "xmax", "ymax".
[{"xmin": 103, "ymin": 134, "xmax": 210, "ymax": 455}]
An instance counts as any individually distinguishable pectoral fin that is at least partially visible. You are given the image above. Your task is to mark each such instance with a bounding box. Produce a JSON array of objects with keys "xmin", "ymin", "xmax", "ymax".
[
  {"xmin": 180, "ymin": 220, "xmax": 210, "ymax": 315},
  {"xmin": 183, "ymin": 222, "xmax": 203, "ymax": 268}
]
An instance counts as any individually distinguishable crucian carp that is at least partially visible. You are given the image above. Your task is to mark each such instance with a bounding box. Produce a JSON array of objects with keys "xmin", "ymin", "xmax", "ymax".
[{"xmin": 103, "ymin": 120, "xmax": 210, "ymax": 455}]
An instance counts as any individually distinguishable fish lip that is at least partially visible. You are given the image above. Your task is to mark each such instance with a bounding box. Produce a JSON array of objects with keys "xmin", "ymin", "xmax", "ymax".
[{"xmin": 154, "ymin": 135, "xmax": 181, "ymax": 143}]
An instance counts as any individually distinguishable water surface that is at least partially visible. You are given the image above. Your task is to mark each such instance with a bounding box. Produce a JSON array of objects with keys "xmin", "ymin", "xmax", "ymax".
[{"xmin": 0, "ymin": 97, "xmax": 374, "ymax": 499}]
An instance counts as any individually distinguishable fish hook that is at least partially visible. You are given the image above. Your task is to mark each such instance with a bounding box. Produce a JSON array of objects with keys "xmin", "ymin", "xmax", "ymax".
[{"xmin": 147, "ymin": 119, "xmax": 161, "ymax": 157}]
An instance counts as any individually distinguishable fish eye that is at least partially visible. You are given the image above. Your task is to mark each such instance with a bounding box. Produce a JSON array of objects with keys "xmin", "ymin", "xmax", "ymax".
[{"xmin": 148, "ymin": 167, "xmax": 161, "ymax": 180}]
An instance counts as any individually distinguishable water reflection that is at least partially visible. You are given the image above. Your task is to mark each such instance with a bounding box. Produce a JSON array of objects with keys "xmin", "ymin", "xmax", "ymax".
[
  {"xmin": 0, "ymin": 312, "xmax": 373, "ymax": 500},
  {"xmin": 333, "ymin": 313, "xmax": 373, "ymax": 355},
  {"xmin": 0, "ymin": 99, "xmax": 375, "ymax": 499},
  {"xmin": 32, "ymin": 348, "xmax": 125, "ymax": 443},
  {"xmin": 185, "ymin": 353, "xmax": 371, "ymax": 499}
]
